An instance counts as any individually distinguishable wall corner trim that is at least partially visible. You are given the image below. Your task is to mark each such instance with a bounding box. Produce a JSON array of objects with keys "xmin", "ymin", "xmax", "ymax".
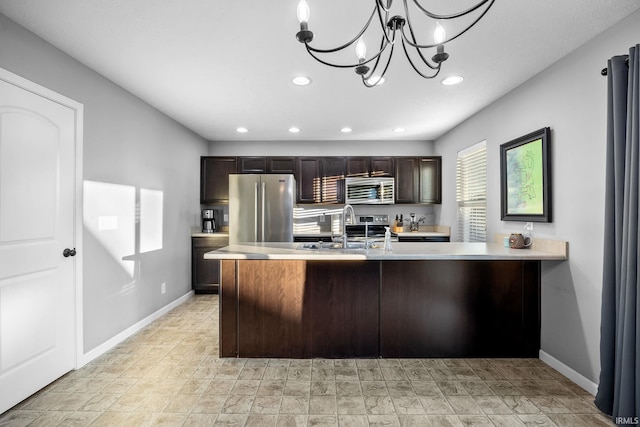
[{"xmin": 539, "ymin": 350, "xmax": 598, "ymax": 395}]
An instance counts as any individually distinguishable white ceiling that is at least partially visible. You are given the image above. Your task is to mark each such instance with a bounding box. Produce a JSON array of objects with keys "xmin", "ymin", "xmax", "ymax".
[{"xmin": 0, "ymin": 0, "xmax": 638, "ymax": 142}]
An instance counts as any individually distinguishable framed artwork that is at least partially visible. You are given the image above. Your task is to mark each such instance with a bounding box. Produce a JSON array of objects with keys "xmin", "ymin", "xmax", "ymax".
[{"xmin": 500, "ymin": 127, "xmax": 551, "ymax": 222}]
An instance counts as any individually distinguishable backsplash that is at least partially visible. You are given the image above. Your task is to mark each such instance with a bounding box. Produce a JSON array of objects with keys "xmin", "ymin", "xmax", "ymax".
[
  {"xmin": 293, "ymin": 204, "xmax": 436, "ymax": 235},
  {"xmin": 293, "ymin": 206, "xmax": 342, "ymax": 235},
  {"xmin": 203, "ymin": 203, "xmax": 438, "ymax": 235}
]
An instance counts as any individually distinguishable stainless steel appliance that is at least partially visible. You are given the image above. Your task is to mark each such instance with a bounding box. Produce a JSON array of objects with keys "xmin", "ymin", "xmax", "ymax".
[
  {"xmin": 202, "ymin": 209, "xmax": 216, "ymax": 233},
  {"xmin": 345, "ymin": 177, "xmax": 395, "ymax": 204},
  {"xmin": 229, "ymin": 174, "xmax": 296, "ymax": 244}
]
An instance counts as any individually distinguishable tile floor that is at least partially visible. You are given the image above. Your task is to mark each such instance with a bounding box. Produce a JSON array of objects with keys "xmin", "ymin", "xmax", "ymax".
[{"xmin": 0, "ymin": 295, "xmax": 614, "ymax": 426}]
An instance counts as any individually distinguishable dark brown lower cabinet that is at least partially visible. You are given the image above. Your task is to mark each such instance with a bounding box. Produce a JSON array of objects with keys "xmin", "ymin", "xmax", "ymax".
[
  {"xmin": 221, "ymin": 260, "xmax": 379, "ymax": 358},
  {"xmin": 192, "ymin": 235, "xmax": 229, "ymax": 293},
  {"xmin": 380, "ymin": 260, "xmax": 540, "ymax": 358},
  {"xmin": 220, "ymin": 260, "xmax": 238, "ymax": 357},
  {"xmin": 219, "ymin": 259, "xmax": 540, "ymax": 358}
]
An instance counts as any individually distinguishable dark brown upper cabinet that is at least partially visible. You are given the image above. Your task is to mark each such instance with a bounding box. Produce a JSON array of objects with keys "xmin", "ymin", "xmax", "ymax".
[
  {"xmin": 237, "ymin": 156, "xmax": 297, "ymax": 174},
  {"xmin": 202, "ymin": 155, "xmax": 438, "ymax": 205},
  {"xmin": 266, "ymin": 157, "xmax": 296, "ymax": 174},
  {"xmin": 394, "ymin": 156, "xmax": 441, "ymax": 204},
  {"xmin": 419, "ymin": 157, "xmax": 442, "ymax": 204},
  {"xmin": 347, "ymin": 157, "xmax": 394, "ymax": 177},
  {"xmin": 346, "ymin": 157, "xmax": 370, "ymax": 177},
  {"xmin": 238, "ymin": 157, "xmax": 267, "ymax": 173},
  {"xmin": 321, "ymin": 157, "xmax": 347, "ymax": 204},
  {"xmin": 370, "ymin": 157, "xmax": 395, "ymax": 177},
  {"xmin": 296, "ymin": 157, "xmax": 347, "ymax": 204},
  {"xmin": 201, "ymin": 157, "xmax": 237, "ymax": 204},
  {"xmin": 394, "ymin": 157, "xmax": 420, "ymax": 204},
  {"xmin": 296, "ymin": 157, "xmax": 322, "ymax": 203}
]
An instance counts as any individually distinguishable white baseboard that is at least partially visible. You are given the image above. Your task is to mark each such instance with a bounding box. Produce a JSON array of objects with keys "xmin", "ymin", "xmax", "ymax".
[
  {"xmin": 77, "ymin": 291, "xmax": 194, "ymax": 368},
  {"xmin": 539, "ymin": 350, "xmax": 598, "ymax": 395}
]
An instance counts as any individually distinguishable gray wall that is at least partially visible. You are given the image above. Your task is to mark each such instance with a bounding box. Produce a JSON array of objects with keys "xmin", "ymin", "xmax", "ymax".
[
  {"xmin": 0, "ymin": 14, "xmax": 208, "ymax": 353},
  {"xmin": 435, "ymin": 9, "xmax": 640, "ymax": 383}
]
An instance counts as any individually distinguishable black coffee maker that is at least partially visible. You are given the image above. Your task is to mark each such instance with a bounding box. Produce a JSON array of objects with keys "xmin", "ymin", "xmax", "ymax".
[{"xmin": 202, "ymin": 209, "xmax": 216, "ymax": 233}]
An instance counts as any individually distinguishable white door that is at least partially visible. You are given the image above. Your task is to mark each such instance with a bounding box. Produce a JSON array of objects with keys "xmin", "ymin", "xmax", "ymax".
[{"xmin": 0, "ymin": 71, "xmax": 79, "ymax": 413}]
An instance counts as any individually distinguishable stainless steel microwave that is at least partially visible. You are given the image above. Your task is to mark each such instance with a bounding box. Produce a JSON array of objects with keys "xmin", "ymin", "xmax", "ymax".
[{"xmin": 345, "ymin": 177, "xmax": 395, "ymax": 204}]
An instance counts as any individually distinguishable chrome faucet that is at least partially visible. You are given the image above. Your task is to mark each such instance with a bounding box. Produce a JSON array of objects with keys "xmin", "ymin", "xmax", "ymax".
[
  {"xmin": 364, "ymin": 221, "xmax": 373, "ymax": 249},
  {"xmin": 342, "ymin": 204, "xmax": 355, "ymax": 248}
]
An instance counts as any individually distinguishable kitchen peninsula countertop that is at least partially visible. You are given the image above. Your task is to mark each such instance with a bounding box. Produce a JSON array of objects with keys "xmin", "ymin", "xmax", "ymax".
[
  {"xmin": 205, "ymin": 240, "xmax": 567, "ymax": 261},
  {"xmin": 214, "ymin": 238, "xmax": 567, "ymax": 358}
]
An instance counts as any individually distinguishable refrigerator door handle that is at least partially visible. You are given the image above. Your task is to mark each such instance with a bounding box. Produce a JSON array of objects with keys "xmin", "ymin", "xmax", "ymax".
[
  {"xmin": 261, "ymin": 182, "xmax": 266, "ymax": 242},
  {"xmin": 254, "ymin": 182, "xmax": 259, "ymax": 242}
]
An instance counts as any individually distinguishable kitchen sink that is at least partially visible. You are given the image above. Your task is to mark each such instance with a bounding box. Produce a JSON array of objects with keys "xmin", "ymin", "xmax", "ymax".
[{"xmin": 296, "ymin": 241, "xmax": 380, "ymax": 250}]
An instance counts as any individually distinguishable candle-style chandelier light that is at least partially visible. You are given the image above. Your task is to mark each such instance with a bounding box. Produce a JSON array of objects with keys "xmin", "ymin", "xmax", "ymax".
[{"xmin": 295, "ymin": 0, "xmax": 495, "ymax": 87}]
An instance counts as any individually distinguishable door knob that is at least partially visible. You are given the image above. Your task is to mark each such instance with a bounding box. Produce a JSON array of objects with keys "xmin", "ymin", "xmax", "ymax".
[{"xmin": 63, "ymin": 248, "xmax": 76, "ymax": 257}]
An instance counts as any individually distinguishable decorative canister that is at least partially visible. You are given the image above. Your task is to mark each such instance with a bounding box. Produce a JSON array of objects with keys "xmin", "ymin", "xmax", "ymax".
[{"xmin": 509, "ymin": 233, "xmax": 532, "ymax": 249}]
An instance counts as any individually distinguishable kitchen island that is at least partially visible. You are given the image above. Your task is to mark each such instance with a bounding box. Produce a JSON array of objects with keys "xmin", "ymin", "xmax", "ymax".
[{"xmin": 205, "ymin": 241, "xmax": 567, "ymax": 359}]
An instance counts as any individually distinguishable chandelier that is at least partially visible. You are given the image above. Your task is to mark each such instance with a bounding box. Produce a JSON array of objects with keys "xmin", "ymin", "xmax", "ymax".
[{"xmin": 295, "ymin": 0, "xmax": 495, "ymax": 87}]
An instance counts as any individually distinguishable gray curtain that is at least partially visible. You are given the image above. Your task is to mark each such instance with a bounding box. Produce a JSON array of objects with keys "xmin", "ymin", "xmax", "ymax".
[{"xmin": 596, "ymin": 44, "xmax": 640, "ymax": 423}]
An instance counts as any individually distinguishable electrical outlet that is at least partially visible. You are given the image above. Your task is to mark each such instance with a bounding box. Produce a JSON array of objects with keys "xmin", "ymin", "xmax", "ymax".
[
  {"xmin": 161, "ymin": 283, "xmax": 166, "ymax": 294},
  {"xmin": 224, "ymin": 213, "xmax": 229, "ymax": 222},
  {"xmin": 524, "ymin": 222, "xmax": 533, "ymax": 232}
]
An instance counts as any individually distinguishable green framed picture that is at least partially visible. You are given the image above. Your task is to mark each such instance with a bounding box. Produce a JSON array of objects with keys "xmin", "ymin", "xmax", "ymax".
[{"xmin": 500, "ymin": 127, "xmax": 551, "ymax": 222}]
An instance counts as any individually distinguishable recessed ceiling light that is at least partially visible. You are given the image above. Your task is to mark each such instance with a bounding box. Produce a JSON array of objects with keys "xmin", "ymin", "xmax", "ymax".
[
  {"xmin": 292, "ymin": 76, "xmax": 312, "ymax": 86},
  {"xmin": 366, "ymin": 75, "xmax": 385, "ymax": 86},
  {"xmin": 441, "ymin": 75, "xmax": 464, "ymax": 86},
  {"xmin": 393, "ymin": 127, "xmax": 405, "ymax": 133},
  {"xmin": 236, "ymin": 127, "xmax": 248, "ymax": 133},
  {"xmin": 289, "ymin": 127, "xmax": 301, "ymax": 133},
  {"xmin": 340, "ymin": 127, "xmax": 353, "ymax": 133}
]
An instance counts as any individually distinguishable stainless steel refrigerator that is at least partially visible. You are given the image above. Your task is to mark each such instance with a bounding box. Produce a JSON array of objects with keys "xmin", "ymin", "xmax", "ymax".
[{"xmin": 229, "ymin": 174, "xmax": 296, "ymax": 244}]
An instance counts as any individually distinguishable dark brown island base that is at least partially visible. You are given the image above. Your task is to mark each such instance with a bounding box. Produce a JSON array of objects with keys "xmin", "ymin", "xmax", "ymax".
[{"xmin": 205, "ymin": 241, "xmax": 568, "ymax": 359}]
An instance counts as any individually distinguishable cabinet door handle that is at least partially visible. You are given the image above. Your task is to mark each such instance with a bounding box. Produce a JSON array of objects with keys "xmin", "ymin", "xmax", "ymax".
[
  {"xmin": 261, "ymin": 182, "xmax": 266, "ymax": 242},
  {"xmin": 254, "ymin": 182, "xmax": 259, "ymax": 242}
]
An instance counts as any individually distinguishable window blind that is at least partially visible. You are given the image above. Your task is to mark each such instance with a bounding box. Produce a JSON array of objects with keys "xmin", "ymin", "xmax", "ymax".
[{"xmin": 456, "ymin": 141, "xmax": 487, "ymax": 242}]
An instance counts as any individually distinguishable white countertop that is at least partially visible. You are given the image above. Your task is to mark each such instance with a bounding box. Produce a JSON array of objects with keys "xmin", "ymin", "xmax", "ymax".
[
  {"xmin": 191, "ymin": 232, "xmax": 229, "ymax": 238},
  {"xmin": 394, "ymin": 225, "xmax": 451, "ymax": 237},
  {"xmin": 394, "ymin": 231, "xmax": 450, "ymax": 237},
  {"xmin": 204, "ymin": 241, "xmax": 567, "ymax": 261}
]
